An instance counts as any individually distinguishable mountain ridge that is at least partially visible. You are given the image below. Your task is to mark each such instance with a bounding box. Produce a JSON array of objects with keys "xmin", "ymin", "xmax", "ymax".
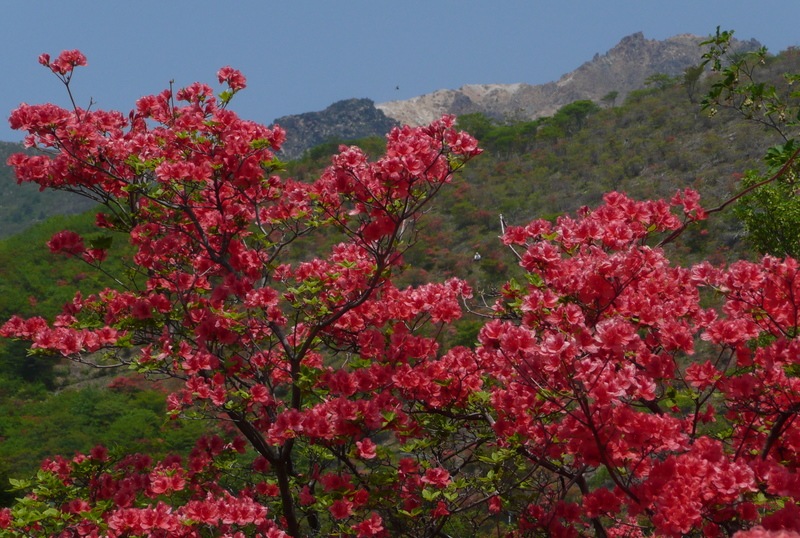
[
  {"xmin": 272, "ymin": 98, "xmax": 398, "ymax": 161},
  {"xmin": 375, "ymin": 32, "xmax": 762, "ymax": 126},
  {"xmin": 273, "ymin": 32, "xmax": 761, "ymax": 159}
]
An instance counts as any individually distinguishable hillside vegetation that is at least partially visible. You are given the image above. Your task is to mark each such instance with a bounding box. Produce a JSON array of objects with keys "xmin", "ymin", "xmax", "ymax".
[
  {"xmin": 0, "ymin": 143, "xmax": 95, "ymax": 238},
  {"xmin": 290, "ymin": 48, "xmax": 800, "ymax": 292}
]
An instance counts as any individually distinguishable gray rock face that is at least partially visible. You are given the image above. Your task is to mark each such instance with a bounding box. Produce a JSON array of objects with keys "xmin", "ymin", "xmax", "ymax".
[
  {"xmin": 376, "ymin": 32, "xmax": 762, "ymax": 126},
  {"xmin": 273, "ymin": 98, "xmax": 398, "ymax": 160}
]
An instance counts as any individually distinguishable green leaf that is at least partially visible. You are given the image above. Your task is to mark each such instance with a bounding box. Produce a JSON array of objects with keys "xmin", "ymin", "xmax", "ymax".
[
  {"xmin": 88, "ymin": 235, "xmax": 113, "ymax": 250},
  {"xmin": 421, "ymin": 488, "xmax": 440, "ymax": 502},
  {"xmin": 8, "ymin": 478, "xmax": 31, "ymax": 490}
]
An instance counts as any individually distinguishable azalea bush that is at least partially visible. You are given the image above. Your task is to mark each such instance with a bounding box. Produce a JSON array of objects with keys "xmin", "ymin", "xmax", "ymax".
[{"xmin": 2, "ymin": 50, "xmax": 800, "ymax": 537}]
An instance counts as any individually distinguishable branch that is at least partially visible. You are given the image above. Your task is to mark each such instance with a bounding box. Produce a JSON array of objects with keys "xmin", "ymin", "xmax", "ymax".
[
  {"xmin": 658, "ymin": 145, "xmax": 800, "ymax": 247},
  {"xmin": 761, "ymin": 403, "xmax": 800, "ymax": 460}
]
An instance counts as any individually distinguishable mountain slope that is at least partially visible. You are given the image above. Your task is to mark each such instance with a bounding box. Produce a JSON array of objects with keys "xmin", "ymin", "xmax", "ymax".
[
  {"xmin": 0, "ymin": 142, "xmax": 96, "ymax": 238},
  {"xmin": 273, "ymin": 98, "xmax": 398, "ymax": 160},
  {"xmin": 376, "ymin": 32, "xmax": 761, "ymax": 126}
]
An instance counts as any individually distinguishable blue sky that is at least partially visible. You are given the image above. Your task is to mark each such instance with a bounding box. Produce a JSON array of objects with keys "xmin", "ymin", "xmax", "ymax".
[{"xmin": 1, "ymin": 1, "xmax": 799, "ymax": 142}]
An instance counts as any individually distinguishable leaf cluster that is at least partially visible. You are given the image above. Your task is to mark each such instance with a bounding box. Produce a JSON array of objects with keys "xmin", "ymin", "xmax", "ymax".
[{"xmin": 701, "ymin": 28, "xmax": 800, "ymax": 257}]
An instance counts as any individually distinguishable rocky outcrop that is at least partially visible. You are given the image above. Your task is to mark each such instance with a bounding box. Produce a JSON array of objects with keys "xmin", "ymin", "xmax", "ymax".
[{"xmin": 273, "ymin": 98, "xmax": 399, "ymax": 160}]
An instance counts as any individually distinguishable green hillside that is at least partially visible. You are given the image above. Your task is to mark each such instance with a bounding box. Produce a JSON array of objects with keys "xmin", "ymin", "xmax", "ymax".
[
  {"xmin": 0, "ymin": 142, "xmax": 95, "ymax": 238},
  {"xmin": 288, "ymin": 50, "xmax": 800, "ymax": 290}
]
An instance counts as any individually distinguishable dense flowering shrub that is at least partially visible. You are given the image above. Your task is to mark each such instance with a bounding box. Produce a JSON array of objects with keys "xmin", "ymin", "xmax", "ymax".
[
  {"xmin": 476, "ymin": 190, "xmax": 800, "ymax": 536},
  {"xmin": 3, "ymin": 50, "xmax": 800, "ymax": 537}
]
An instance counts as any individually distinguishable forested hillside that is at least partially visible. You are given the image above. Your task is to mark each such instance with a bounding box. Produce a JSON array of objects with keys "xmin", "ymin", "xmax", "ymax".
[
  {"xmin": 290, "ymin": 47, "xmax": 800, "ymax": 292},
  {"xmin": 0, "ymin": 143, "xmax": 95, "ymax": 238}
]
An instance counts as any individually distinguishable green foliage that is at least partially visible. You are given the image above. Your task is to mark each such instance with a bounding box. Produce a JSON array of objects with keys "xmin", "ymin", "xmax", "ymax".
[
  {"xmin": 623, "ymin": 86, "xmax": 662, "ymax": 104},
  {"xmin": 703, "ymin": 28, "xmax": 800, "ymax": 256},
  {"xmin": 0, "ymin": 210, "xmax": 132, "ymax": 388},
  {"xmin": 549, "ymin": 99, "xmax": 601, "ymax": 135},
  {"xmin": 0, "ymin": 211, "xmax": 125, "ymax": 321},
  {"xmin": 454, "ymin": 112, "xmax": 496, "ymax": 140},
  {"xmin": 732, "ymin": 141, "xmax": 800, "ymax": 257},
  {"xmin": 645, "ymin": 72, "xmax": 679, "ymax": 91},
  {"xmin": 455, "ymin": 100, "xmax": 601, "ymax": 156},
  {"xmin": 601, "ymin": 90, "xmax": 619, "ymax": 108},
  {"xmin": 456, "ymin": 112, "xmax": 543, "ymax": 155},
  {"xmin": 481, "ymin": 120, "xmax": 543, "ymax": 154},
  {"xmin": 0, "ymin": 384, "xmax": 208, "ymax": 507}
]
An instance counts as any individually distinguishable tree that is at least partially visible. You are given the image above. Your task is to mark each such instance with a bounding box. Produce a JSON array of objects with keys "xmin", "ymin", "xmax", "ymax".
[
  {"xmin": 0, "ymin": 51, "xmax": 485, "ymax": 537},
  {"xmin": 4, "ymin": 49, "xmax": 800, "ymax": 538},
  {"xmin": 552, "ymin": 100, "xmax": 601, "ymax": 134},
  {"xmin": 701, "ymin": 28, "xmax": 800, "ymax": 258},
  {"xmin": 600, "ymin": 91, "xmax": 619, "ymax": 108},
  {"xmin": 682, "ymin": 64, "xmax": 705, "ymax": 103},
  {"xmin": 644, "ymin": 73, "xmax": 679, "ymax": 91},
  {"xmin": 455, "ymin": 112, "xmax": 496, "ymax": 141}
]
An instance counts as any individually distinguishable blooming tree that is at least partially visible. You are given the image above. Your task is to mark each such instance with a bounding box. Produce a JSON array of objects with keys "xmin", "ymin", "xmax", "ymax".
[
  {"xmin": 3, "ymin": 50, "xmax": 800, "ymax": 537},
  {"xmin": 476, "ymin": 190, "xmax": 800, "ymax": 536},
  {"xmin": 1, "ymin": 51, "xmax": 486, "ymax": 537}
]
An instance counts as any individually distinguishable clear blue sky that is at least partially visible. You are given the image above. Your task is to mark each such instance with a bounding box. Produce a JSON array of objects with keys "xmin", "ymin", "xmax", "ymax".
[{"xmin": 2, "ymin": 1, "xmax": 799, "ymax": 142}]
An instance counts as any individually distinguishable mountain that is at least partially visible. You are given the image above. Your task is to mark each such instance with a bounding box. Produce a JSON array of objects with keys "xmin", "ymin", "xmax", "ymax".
[
  {"xmin": 0, "ymin": 32, "xmax": 766, "ymax": 234},
  {"xmin": 270, "ymin": 32, "xmax": 762, "ymax": 160},
  {"xmin": 273, "ymin": 98, "xmax": 398, "ymax": 160},
  {"xmin": 376, "ymin": 32, "xmax": 762, "ymax": 126}
]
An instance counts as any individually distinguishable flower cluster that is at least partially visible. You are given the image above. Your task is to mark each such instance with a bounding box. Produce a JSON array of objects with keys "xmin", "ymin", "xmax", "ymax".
[{"xmin": 480, "ymin": 191, "xmax": 800, "ymax": 535}]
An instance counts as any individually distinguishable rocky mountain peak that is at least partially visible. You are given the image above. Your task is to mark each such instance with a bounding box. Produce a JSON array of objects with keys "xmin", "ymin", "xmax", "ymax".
[
  {"xmin": 272, "ymin": 33, "xmax": 762, "ymax": 159},
  {"xmin": 376, "ymin": 32, "xmax": 762, "ymax": 126},
  {"xmin": 273, "ymin": 98, "xmax": 398, "ymax": 160}
]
